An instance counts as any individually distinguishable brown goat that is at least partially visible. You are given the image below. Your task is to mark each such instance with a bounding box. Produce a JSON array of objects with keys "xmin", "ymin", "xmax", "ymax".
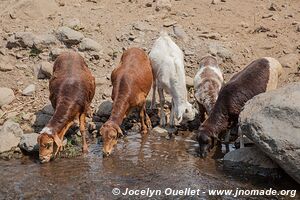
[
  {"xmin": 196, "ymin": 57, "xmax": 282, "ymax": 158},
  {"xmin": 37, "ymin": 52, "xmax": 95, "ymax": 163},
  {"xmin": 100, "ymin": 48, "xmax": 153, "ymax": 156}
]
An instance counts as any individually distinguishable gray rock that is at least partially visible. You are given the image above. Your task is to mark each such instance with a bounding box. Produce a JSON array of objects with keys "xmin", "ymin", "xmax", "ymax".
[
  {"xmin": 224, "ymin": 147, "xmax": 280, "ymax": 177},
  {"xmin": 96, "ymin": 100, "xmax": 113, "ymax": 117},
  {"xmin": 41, "ymin": 104, "xmax": 54, "ymax": 115},
  {"xmin": 0, "ymin": 87, "xmax": 15, "ymax": 107},
  {"xmin": 33, "ymin": 34, "xmax": 58, "ymax": 50},
  {"xmin": 156, "ymin": 0, "xmax": 171, "ymax": 11},
  {"xmin": 173, "ymin": 25, "xmax": 188, "ymax": 42},
  {"xmin": 163, "ymin": 20, "xmax": 177, "ymax": 27},
  {"xmin": 19, "ymin": 133, "xmax": 39, "ymax": 152},
  {"xmin": 6, "ymin": 32, "xmax": 36, "ymax": 49},
  {"xmin": 279, "ymin": 53, "xmax": 299, "ymax": 70},
  {"xmin": 79, "ymin": 38, "xmax": 101, "ymax": 52},
  {"xmin": 34, "ymin": 113, "xmax": 51, "ymax": 127},
  {"xmin": 50, "ymin": 48, "xmax": 65, "ymax": 60},
  {"xmin": 63, "ymin": 18, "xmax": 81, "ymax": 29},
  {"xmin": 56, "ymin": 26, "xmax": 84, "ymax": 45},
  {"xmin": 132, "ymin": 22, "xmax": 156, "ymax": 32},
  {"xmin": 34, "ymin": 61, "xmax": 53, "ymax": 79},
  {"xmin": 240, "ymin": 83, "xmax": 300, "ymax": 183},
  {"xmin": 211, "ymin": 0, "xmax": 221, "ymax": 5},
  {"xmin": 185, "ymin": 76, "xmax": 194, "ymax": 89},
  {"xmin": 234, "ymin": 135, "xmax": 255, "ymax": 148},
  {"xmin": 22, "ymin": 84, "xmax": 36, "ymax": 96},
  {"xmin": 208, "ymin": 42, "xmax": 233, "ymax": 60},
  {"xmin": 151, "ymin": 126, "xmax": 169, "ymax": 137},
  {"xmin": 0, "ymin": 120, "xmax": 23, "ymax": 153},
  {"xmin": 0, "ymin": 64, "xmax": 13, "ymax": 72}
]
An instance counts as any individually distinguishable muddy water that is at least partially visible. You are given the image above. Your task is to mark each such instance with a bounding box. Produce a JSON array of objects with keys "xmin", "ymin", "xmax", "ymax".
[{"xmin": 0, "ymin": 132, "xmax": 299, "ymax": 200}]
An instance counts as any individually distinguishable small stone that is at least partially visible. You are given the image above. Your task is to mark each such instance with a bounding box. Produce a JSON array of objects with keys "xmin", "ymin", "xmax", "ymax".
[
  {"xmin": 199, "ymin": 32, "xmax": 221, "ymax": 40},
  {"xmin": 151, "ymin": 126, "xmax": 169, "ymax": 137},
  {"xmin": 0, "ymin": 87, "xmax": 15, "ymax": 107},
  {"xmin": 22, "ymin": 113, "xmax": 32, "ymax": 121},
  {"xmin": 63, "ymin": 18, "xmax": 81, "ymax": 29},
  {"xmin": 50, "ymin": 48, "xmax": 65, "ymax": 61},
  {"xmin": 262, "ymin": 14, "xmax": 273, "ymax": 19},
  {"xmin": 34, "ymin": 61, "xmax": 53, "ymax": 79},
  {"xmin": 56, "ymin": 26, "xmax": 84, "ymax": 45},
  {"xmin": 33, "ymin": 113, "xmax": 51, "ymax": 127},
  {"xmin": 163, "ymin": 20, "xmax": 177, "ymax": 27},
  {"xmin": 33, "ymin": 34, "xmax": 58, "ymax": 50},
  {"xmin": 239, "ymin": 21, "xmax": 249, "ymax": 28},
  {"xmin": 279, "ymin": 53, "xmax": 299, "ymax": 70},
  {"xmin": 15, "ymin": 63, "xmax": 27, "ymax": 70},
  {"xmin": 297, "ymin": 25, "xmax": 300, "ymax": 32},
  {"xmin": 79, "ymin": 38, "xmax": 101, "ymax": 52},
  {"xmin": 211, "ymin": 0, "xmax": 220, "ymax": 4},
  {"xmin": 208, "ymin": 42, "xmax": 233, "ymax": 60},
  {"xmin": 185, "ymin": 76, "xmax": 194, "ymax": 89},
  {"xmin": 156, "ymin": 0, "xmax": 171, "ymax": 11},
  {"xmin": 132, "ymin": 22, "xmax": 156, "ymax": 31},
  {"xmin": 96, "ymin": 100, "xmax": 113, "ymax": 117},
  {"xmin": 19, "ymin": 133, "xmax": 39, "ymax": 152},
  {"xmin": 41, "ymin": 104, "xmax": 54, "ymax": 115},
  {"xmin": 6, "ymin": 32, "xmax": 36, "ymax": 49},
  {"xmin": 22, "ymin": 84, "xmax": 36, "ymax": 96},
  {"xmin": 269, "ymin": 3, "xmax": 280, "ymax": 11},
  {"xmin": 0, "ymin": 64, "xmax": 13, "ymax": 72},
  {"xmin": 173, "ymin": 25, "xmax": 188, "ymax": 42}
]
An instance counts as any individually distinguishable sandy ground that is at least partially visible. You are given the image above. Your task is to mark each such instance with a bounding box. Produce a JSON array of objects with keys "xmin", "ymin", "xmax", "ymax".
[{"xmin": 0, "ymin": 0, "xmax": 299, "ymax": 128}]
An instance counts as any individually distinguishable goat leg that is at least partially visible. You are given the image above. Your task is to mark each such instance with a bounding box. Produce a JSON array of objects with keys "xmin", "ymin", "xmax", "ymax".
[{"xmin": 80, "ymin": 113, "xmax": 88, "ymax": 153}]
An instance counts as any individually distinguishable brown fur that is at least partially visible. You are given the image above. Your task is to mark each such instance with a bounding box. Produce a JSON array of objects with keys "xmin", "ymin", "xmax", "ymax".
[
  {"xmin": 100, "ymin": 48, "xmax": 153, "ymax": 156},
  {"xmin": 194, "ymin": 56, "xmax": 223, "ymax": 122},
  {"xmin": 196, "ymin": 57, "xmax": 282, "ymax": 157},
  {"xmin": 37, "ymin": 51, "xmax": 95, "ymax": 163}
]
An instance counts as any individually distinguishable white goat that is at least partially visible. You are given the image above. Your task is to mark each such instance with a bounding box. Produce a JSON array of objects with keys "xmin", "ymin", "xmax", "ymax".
[{"xmin": 149, "ymin": 31, "xmax": 195, "ymax": 127}]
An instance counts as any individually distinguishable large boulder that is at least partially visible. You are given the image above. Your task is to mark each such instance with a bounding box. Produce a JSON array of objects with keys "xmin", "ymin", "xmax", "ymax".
[
  {"xmin": 224, "ymin": 147, "xmax": 280, "ymax": 177},
  {"xmin": 0, "ymin": 120, "xmax": 23, "ymax": 153},
  {"xmin": 239, "ymin": 83, "xmax": 300, "ymax": 183}
]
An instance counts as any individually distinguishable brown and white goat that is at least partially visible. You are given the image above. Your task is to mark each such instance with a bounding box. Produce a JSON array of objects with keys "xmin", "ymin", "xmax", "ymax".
[
  {"xmin": 194, "ymin": 56, "xmax": 223, "ymax": 122},
  {"xmin": 37, "ymin": 52, "xmax": 95, "ymax": 163},
  {"xmin": 100, "ymin": 48, "xmax": 153, "ymax": 156},
  {"xmin": 196, "ymin": 57, "xmax": 283, "ymax": 157}
]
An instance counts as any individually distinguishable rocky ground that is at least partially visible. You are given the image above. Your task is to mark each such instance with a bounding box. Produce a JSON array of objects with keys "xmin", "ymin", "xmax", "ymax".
[{"xmin": 0, "ymin": 0, "xmax": 299, "ymax": 174}]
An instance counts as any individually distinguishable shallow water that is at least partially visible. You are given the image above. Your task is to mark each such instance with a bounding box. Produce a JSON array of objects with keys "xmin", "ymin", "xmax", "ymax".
[{"xmin": 0, "ymin": 132, "xmax": 299, "ymax": 200}]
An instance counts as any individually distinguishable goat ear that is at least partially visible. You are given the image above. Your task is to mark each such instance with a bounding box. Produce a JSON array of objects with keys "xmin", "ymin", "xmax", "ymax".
[
  {"xmin": 37, "ymin": 134, "xmax": 41, "ymax": 145},
  {"xmin": 116, "ymin": 126, "xmax": 123, "ymax": 137}
]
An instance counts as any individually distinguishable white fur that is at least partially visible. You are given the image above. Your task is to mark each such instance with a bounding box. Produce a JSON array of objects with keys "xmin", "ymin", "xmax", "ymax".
[
  {"xmin": 194, "ymin": 65, "xmax": 223, "ymax": 90},
  {"xmin": 40, "ymin": 127, "xmax": 53, "ymax": 135},
  {"xmin": 264, "ymin": 57, "xmax": 283, "ymax": 91},
  {"xmin": 149, "ymin": 32, "xmax": 195, "ymax": 126},
  {"xmin": 193, "ymin": 63, "xmax": 224, "ymax": 114}
]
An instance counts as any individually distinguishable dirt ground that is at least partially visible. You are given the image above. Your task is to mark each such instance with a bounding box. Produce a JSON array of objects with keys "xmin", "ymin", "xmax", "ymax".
[{"xmin": 0, "ymin": 0, "xmax": 299, "ymax": 127}]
